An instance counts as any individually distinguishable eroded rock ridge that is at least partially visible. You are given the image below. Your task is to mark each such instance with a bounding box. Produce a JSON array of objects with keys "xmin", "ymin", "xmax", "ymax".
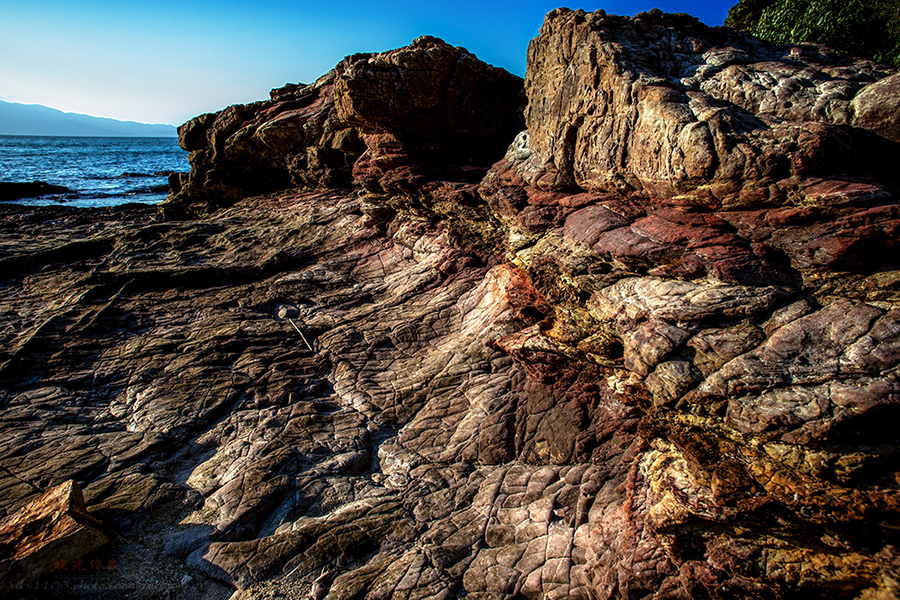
[
  {"xmin": 2, "ymin": 8, "xmax": 899, "ymax": 600},
  {"xmin": 166, "ymin": 36, "xmax": 525, "ymax": 219}
]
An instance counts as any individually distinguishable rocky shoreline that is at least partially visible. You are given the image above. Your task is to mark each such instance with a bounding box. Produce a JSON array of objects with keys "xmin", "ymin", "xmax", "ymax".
[
  {"xmin": 0, "ymin": 181, "xmax": 74, "ymax": 202},
  {"xmin": 2, "ymin": 8, "xmax": 900, "ymax": 600}
]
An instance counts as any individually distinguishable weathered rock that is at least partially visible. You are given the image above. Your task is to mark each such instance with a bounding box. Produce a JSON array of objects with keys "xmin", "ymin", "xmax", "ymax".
[
  {"xmin": 513, "ymin": 8, "xmax": 898, "ymax": 207},
  {"xmin": 3, "ymin": 175, "xmax": 900, "ymax": 600},
  {"xmin": 0, "ymin": 480, "xmax": 109, "ymax": 589},
  {"xmin": 337, "ymin": 35, "xmax": 525, "ymax": 194},
  {"xmin": 852, "ymin": 72, "xmax": 900, "ymax": 143},
  {"xmin": 161, "ymin": 73, "xmax": 363, "ymax": 218},
  {"xmin": 470, "ymin": 10, "xmax": 900, "ymax": 599},
  {"xmin": 3, "ymin": 7, "xmax": 900, "ymax": 600},
  {"xmin": 162, "ymin": 37, "xmax": 524, "ymax": 219}
]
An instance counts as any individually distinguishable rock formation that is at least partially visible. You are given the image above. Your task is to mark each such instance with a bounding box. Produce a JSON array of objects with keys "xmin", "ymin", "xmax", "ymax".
[
  {"xmin": 336, "ymin": 35, "xmax": 525, "ymax": 196},
  {"xmin": 165, "ymin": 36, "xmax": 524, "ymax": 219},
  {"xmin": 514, "ymin": 8, "xmax": 897, "ymax": 206},
  {"xmin": 2, "ymin": 7, "xmax": 900, "ymax": 600},
  {"xmin": 165, "ymin": 72, "xmax": 358, "ymax": 218}
]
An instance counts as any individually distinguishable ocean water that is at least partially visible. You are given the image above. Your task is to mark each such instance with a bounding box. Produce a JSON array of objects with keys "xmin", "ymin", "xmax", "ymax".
[{"xmin": 0, "ymin": 135, "xmax": 190, "ymax": 208}]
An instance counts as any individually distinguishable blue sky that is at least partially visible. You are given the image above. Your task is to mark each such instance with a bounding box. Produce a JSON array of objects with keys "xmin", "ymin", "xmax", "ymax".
[{"xmin": 1, "ymin": 0, "xmax": 737, "ymax": 126}]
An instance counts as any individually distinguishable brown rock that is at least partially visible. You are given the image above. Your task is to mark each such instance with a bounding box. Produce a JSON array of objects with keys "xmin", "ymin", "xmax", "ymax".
[
  {"xmin": 162, "ymin": 37, "xmax": 523, "ymax": 218},
  {"xmin": 336, "ymin": 36, "xmax": 524, "ymax": 194},
  {"xmin": 161, "ymin": 72, "xmax": 362, "ymax": 218},
  {"xmin": 0, "ymin": 480, "xmax": 108, "ymax": 588},
  {"xmin": 516, "ymin": 8, "xmax": 897, "ymax": 206},
  {"xmin": 852, "ymin": 72, "xmax": 900, "ymax": 143}
]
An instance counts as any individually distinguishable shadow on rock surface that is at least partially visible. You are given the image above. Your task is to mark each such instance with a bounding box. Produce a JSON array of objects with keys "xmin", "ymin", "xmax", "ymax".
[{"xmin": 3, "ymin": 6, "xmax": 900, "ymax": 600}]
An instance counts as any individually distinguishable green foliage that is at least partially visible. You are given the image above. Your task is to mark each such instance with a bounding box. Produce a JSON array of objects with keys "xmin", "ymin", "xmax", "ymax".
[
  {"xmin": 725, "ymin": 0, "xmax": 900, "ymax": 67},
  {"xmin": 725, "ymin": 0, "xmax": 777, "ymax": 30}
]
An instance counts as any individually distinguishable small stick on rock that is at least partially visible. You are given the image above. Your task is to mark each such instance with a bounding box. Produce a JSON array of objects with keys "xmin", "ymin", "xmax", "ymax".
[{"xmin": 288, "ymin": 317, "xmax": 314, "ymax": 351}]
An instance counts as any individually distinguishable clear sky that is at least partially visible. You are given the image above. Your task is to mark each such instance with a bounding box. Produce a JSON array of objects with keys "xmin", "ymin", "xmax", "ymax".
[{"xmin": 1, "ymin": 0, "xmax": 737, "ymax": 127}]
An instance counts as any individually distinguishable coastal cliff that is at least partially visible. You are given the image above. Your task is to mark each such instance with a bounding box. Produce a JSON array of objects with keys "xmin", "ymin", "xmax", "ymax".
[{"xmin": 2, "ymin": 8, "xmax": 900, "ymax": 600}]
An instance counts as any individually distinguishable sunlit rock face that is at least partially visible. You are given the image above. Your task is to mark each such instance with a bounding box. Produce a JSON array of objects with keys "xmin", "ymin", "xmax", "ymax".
[
  {"xmin": 517, "ymin": 8, "xmax": 897, "ymax": 208},
  {"xmin": 2, "ymin": 8, "xmax": 900, "ymax": 600},
  {"xmin": 164, "ymin": 36, "xmax": 524, "ymax": 219},
  {"xmin": 0, "ymin": 480, "xmax": 109, "ymax": 588}
]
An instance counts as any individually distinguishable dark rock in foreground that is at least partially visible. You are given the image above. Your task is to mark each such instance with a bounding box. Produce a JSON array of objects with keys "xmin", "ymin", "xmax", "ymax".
[
  {"xmin": 0, "ymin": 181, "xmax": 73, "ymax": 202},
  {"xmin": 2, "ymin": 7, "xmax": 900, "ymax": 600}
]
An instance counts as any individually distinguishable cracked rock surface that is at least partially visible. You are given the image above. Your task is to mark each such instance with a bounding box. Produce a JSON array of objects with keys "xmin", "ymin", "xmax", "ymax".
[
  {"xmin": 0, "ymin": 194, "xmax": 609, "ymax": 599},
  {"xmin": 3, "ymin": 7, "xmax": 900, "ymax": 600}
]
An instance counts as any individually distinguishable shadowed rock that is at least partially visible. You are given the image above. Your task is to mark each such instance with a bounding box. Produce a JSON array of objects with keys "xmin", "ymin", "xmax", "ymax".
[
  {"xmin": 337, "ymin": 35, "xmax": 525, "ymax": 195},
  {"xmin": 0, "ymin": 181, "xmax": 73, "ymax": 202}
]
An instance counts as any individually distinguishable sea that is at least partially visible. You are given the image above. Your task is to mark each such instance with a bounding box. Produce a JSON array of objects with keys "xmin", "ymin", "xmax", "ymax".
[{"xmin": 0, "ymin": 135, "xmax": 190, "ymax": 208}]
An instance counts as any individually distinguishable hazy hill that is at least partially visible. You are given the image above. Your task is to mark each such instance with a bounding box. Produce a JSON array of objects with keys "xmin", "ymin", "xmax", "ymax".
[{"xmin": 0, "ymin": 100, "xmax": 177, "ymax": 137}]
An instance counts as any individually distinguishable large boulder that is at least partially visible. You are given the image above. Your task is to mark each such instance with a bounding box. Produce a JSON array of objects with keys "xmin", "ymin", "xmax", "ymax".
[
  {"xmin": 852, "ymin": 71, "xmax": 900, "ymax": 143},
  {"xmin": 336, "ymin": 36, "xmax": 524, "ymax": 194}
]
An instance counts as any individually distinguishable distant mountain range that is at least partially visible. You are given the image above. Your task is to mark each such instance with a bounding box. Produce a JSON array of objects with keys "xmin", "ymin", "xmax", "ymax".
[{"xmin": 0, "ymin": 100, "xmax": 177, "ymax": 137}]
